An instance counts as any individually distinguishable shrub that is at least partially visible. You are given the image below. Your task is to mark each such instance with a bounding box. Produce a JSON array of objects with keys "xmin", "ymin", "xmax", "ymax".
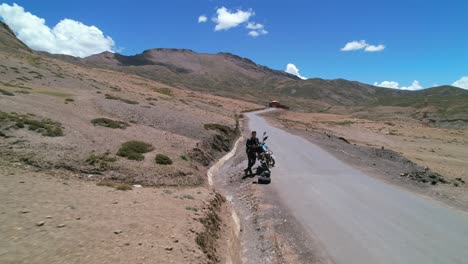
[
  {"xmin": 185, "ymin": 206, "xmax": 198, "ymax": 212},
  {"xmin": 183, "ymin": 195, "xmax": 194, "ymax": 200},
  {"xmin": 96, "ymin": 180, "xmax": 132, "ymax": 191},
  {"xmin": 180, "ymin": 155, "xmax": 188, "ymax": 161},
  {"xmin": 22, "ymin": 118, "xmax": 64, "ymax": 137},
  {"xmin": 203, "ymin": 123, "xmax": 232, "ymax": 134},
  {"xmin": 15, "ymin": 90, "xmax": 30, "ymax": 94},
  {"xmin": 86, "ymin": 151, "xmax": 117, "ymax": 170},
  {"xmin": 153, "ymin": 87, "xmax": 173, "ymax": 96},
  {"xmin": 91, "ymin": 118, "xmax": 129, "ymax": 129},
  {"xmin": 115, "ymin": 183, "xmax": 133, "ymax": 191},
  {"xmin": 65, "ymin": 98, "xmax": 74, "ymax": 102},
  {"xmin": 0, "ymin": 89, "xmax": 14, "ymax": 96},
  {"xmin": 155, "ymin": 154, "xmax": 173, "ymax": 165},
  {"xmin": 15, "ymin": 122, "xmax": 24, "ymax": 128},
  {"xmin": 117, "ymin": 141, "xmax": 154, "ymax": 161},
  {"xmin": 105, "ymin": 94, "xmax": 139, "ymax": 105}
]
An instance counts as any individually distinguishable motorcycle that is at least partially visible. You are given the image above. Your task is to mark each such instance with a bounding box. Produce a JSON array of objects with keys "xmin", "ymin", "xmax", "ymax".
[
  {"xmin": 255, "ymin": 132, "xmax": 275, "ymax": 184},
  {"xmin": 257, "ymin": 132, "xmax": 275, "ymax": 169}
]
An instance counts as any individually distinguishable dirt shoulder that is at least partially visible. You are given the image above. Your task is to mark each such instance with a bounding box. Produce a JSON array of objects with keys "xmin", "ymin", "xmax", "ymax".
[{"xmin": 262, "ymin": 110, "xmax": 468, "ymax": 211}]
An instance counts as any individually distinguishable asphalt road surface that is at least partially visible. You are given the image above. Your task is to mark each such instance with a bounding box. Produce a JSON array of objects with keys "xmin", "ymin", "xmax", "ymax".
[{"xmin": 246, "ymin": 110, "xmax": 468, "ymax": 264}]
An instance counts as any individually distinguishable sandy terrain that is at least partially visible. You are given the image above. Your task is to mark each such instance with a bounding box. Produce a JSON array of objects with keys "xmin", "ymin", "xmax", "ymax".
[{"xmin": 0, "ymin": 160, "xmax": 236, "ymax": 264}]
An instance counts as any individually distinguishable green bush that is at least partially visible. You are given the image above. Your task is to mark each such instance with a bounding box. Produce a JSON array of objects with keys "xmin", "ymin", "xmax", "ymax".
[
  {"xmin": 65, "ymin": 98, "xmax": 74, "ymax": 102},
  {"xmin": 86, "ymin": 151, "xmax": 117, "ymax": 170},
  {"xmin": 155, "ymin": 154, "xmax": 173, "ymax": 165},
  {"xmin": 91, "ymin": 118, "xmax": 129, "ymax": 129},
  {"xmin": 180, "ymin": 155, "xmax": 188, "ymax": 161},
  {"xmin": 117, "ymin": 141, "xmax": 154, "ymax": 161},
  {"xmin": 0, "ymin": 89, "xmax": 14, "ymax": 96}
]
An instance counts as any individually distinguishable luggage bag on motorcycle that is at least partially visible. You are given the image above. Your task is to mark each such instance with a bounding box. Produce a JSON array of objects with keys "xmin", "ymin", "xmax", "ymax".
[{"xmin": 258, "ymin": 170, "xmax": 271, "ymax": 184}]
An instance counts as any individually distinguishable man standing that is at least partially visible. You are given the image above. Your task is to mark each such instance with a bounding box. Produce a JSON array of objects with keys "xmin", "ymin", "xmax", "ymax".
[{"xmin": 244, "ymin": 131, "xmax": 260, "ymax": 176}]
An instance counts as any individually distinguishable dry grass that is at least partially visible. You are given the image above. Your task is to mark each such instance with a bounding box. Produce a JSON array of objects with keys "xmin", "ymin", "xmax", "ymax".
[{"xmin": 96, "ymin": 180, "xmax": 132, "ymax": 191}]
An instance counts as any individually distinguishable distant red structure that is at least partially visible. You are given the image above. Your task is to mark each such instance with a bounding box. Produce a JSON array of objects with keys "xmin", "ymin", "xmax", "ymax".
[{"xmin": 269, "ymin": 100, "xmax": 289, "ymax": 109}]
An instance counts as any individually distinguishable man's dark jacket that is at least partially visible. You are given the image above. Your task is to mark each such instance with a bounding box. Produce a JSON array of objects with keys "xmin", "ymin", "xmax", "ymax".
[{"xmin": 246, "ymin": 137, "xmax": 260, "ymax": 153}]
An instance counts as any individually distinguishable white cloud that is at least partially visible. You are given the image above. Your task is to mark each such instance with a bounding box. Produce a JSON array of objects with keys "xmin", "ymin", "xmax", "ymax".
[
  {"xmin": 212, "ymin": 7, "xmax": 253, "ymax": 31},
  {"xmin": 374, "ymin": 80, "xmax": 423, "ymax": 90},
  {"xmin": 248, "ymin": 31, "xmax": 259, "ymax": 37},
  {"xmin": 198, "ymin": 15, "xmax": 207, "ymax": 23},
  {"xmin": 341, "ymin": 40, "xmax": 368, "ymax": 51},
  {"xmin": 246, "ymin": 22, "xmax": 263, "ymax": 30},
  {"xmin": 365, "ymin": 44, "xmax": 385, "ymax": 52},
  {"xmin": 0, "ymin": 3, "xmax": 114, "ymax": 57},
  {"xmin": 285, "ymin": 63, "xmax": 307, "ymax": 80},
  {"xmin": 373, "ymin": 81, "xmax": 400, "ymax": 89},
  {"xmin": 341, "ymin": 40, "xmax": 385, "ymax": 52},
  {"xmin": 248, "ymin": 28, "xmax": 268, "ymax": 37},
  {"xmin": 452, "ymin": 76, "xmax": 468, "ymax": 90}
]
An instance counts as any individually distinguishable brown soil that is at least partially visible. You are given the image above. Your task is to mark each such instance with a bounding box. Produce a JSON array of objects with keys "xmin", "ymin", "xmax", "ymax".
[{"xmin": 0, "ymin": 161, "xmax": 226, "ymax": 264}]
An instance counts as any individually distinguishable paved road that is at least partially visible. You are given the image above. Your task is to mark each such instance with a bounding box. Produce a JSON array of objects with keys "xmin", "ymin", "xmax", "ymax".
[{"xmin": 246, "ymin": 110, "xmax": 468, "ymax": 264}]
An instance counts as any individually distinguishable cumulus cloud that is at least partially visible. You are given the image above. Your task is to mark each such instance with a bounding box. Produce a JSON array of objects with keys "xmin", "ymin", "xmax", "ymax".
[
  {"xmin": 341, "ymin": 40, "xmax": 368, "ymax": 51},
  {"xmin": 374, "ymin": 80, "xmax": 423, "ymax": 91},
  {"xmin": 198, "ymin": 15, "xmax": 207, "ymax": 23},
  {"xmin": 373, "ymin": 81, "xmax": 400, "ymax": 89},
  {"xmin": 246, "ymin": 22, "xmax": 268, "ymax": 37},
  {"xmin": 452, "ymin": 76, "xmax": 468, "ymax": 90},
  {"xmin": 0, "ymin": 3, "xmax": 114, "ymax": 57},
  {"xmin": 248, "ymin": 31, "xmax": 259, "ymax": 37},
  {"xmin": 213, "ymin": 7, "xmax": 253, "ymax": 31},
  {"xmin": 365, "ymin": 44, "xmax": 385, "ymax": 52},
  {"xmin": 285, "ymin": 63, "xmax": 307, "ymax": 80},
  {"xmin": 341, "ymin": 40, "xmax": 385, "ymax": 52},
  {"xmin": 248, "ymin": 29, "xmax": 268, "ymax": 37},
  {"xmin": 246, "ymin": 22, "xmax": 263, "ymax": 30}
]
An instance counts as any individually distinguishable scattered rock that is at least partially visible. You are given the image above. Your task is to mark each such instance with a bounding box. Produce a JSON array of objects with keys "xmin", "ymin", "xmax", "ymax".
[
  {"xmin": 337, "ymin": 137, "xmax": 350, "ymax": 144},
  {"xmin": 75, "ymin": 217, "xmax": 81, "ymax": 220},
  {"xmin": 20, "ymin": 210, "xmax": 29, "ymax": 214},
  {"xmin": 165, "ymin": 247, "xmax": 173, "ymax": 251},
  {"xmin": 36, "ymin": 221, "xmax": 45, "ymax": 226},
  {"xmin": 133, "ymin": 184, "xmax": 142, "ymax": 188},
  {"xmin": 57, "ymin": 224, "xmax": 66, "ymax": 228},
  {"xmin": 114, "ymin": 230, "xmax": 122, "ymax": 234},
  {"xmin": 46, "ymin": 215, "xmax": 53, "ymax": 218}
]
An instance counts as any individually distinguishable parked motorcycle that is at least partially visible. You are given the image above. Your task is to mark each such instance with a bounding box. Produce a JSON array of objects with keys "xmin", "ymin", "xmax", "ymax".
[{"xmin": 255, "ymin": 132, "xmax": 275, "ymax": 184}]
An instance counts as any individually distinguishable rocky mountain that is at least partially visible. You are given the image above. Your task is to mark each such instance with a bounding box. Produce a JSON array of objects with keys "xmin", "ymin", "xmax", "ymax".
[
  {"xmin": 2, "ymin": 20, "xmax": 467, "ymax": 126},
  {"xmin": 79, "ymin": 49, "xmax": 468, "ymax": 111},
  {"xmin": 0, "ymin": 22, "xmax": 32, "ymax": 54}
]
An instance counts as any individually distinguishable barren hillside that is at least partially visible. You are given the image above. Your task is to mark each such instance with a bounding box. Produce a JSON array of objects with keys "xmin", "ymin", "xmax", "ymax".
[{"xmin": 0, "ymin": 21, "xmax": 259, "ymax": 264}]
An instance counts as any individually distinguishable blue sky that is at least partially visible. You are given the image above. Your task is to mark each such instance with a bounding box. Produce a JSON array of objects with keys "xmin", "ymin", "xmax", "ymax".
[{"xmin": 0, "ymin": 0, "xmax": 467, "ymax": 89}]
